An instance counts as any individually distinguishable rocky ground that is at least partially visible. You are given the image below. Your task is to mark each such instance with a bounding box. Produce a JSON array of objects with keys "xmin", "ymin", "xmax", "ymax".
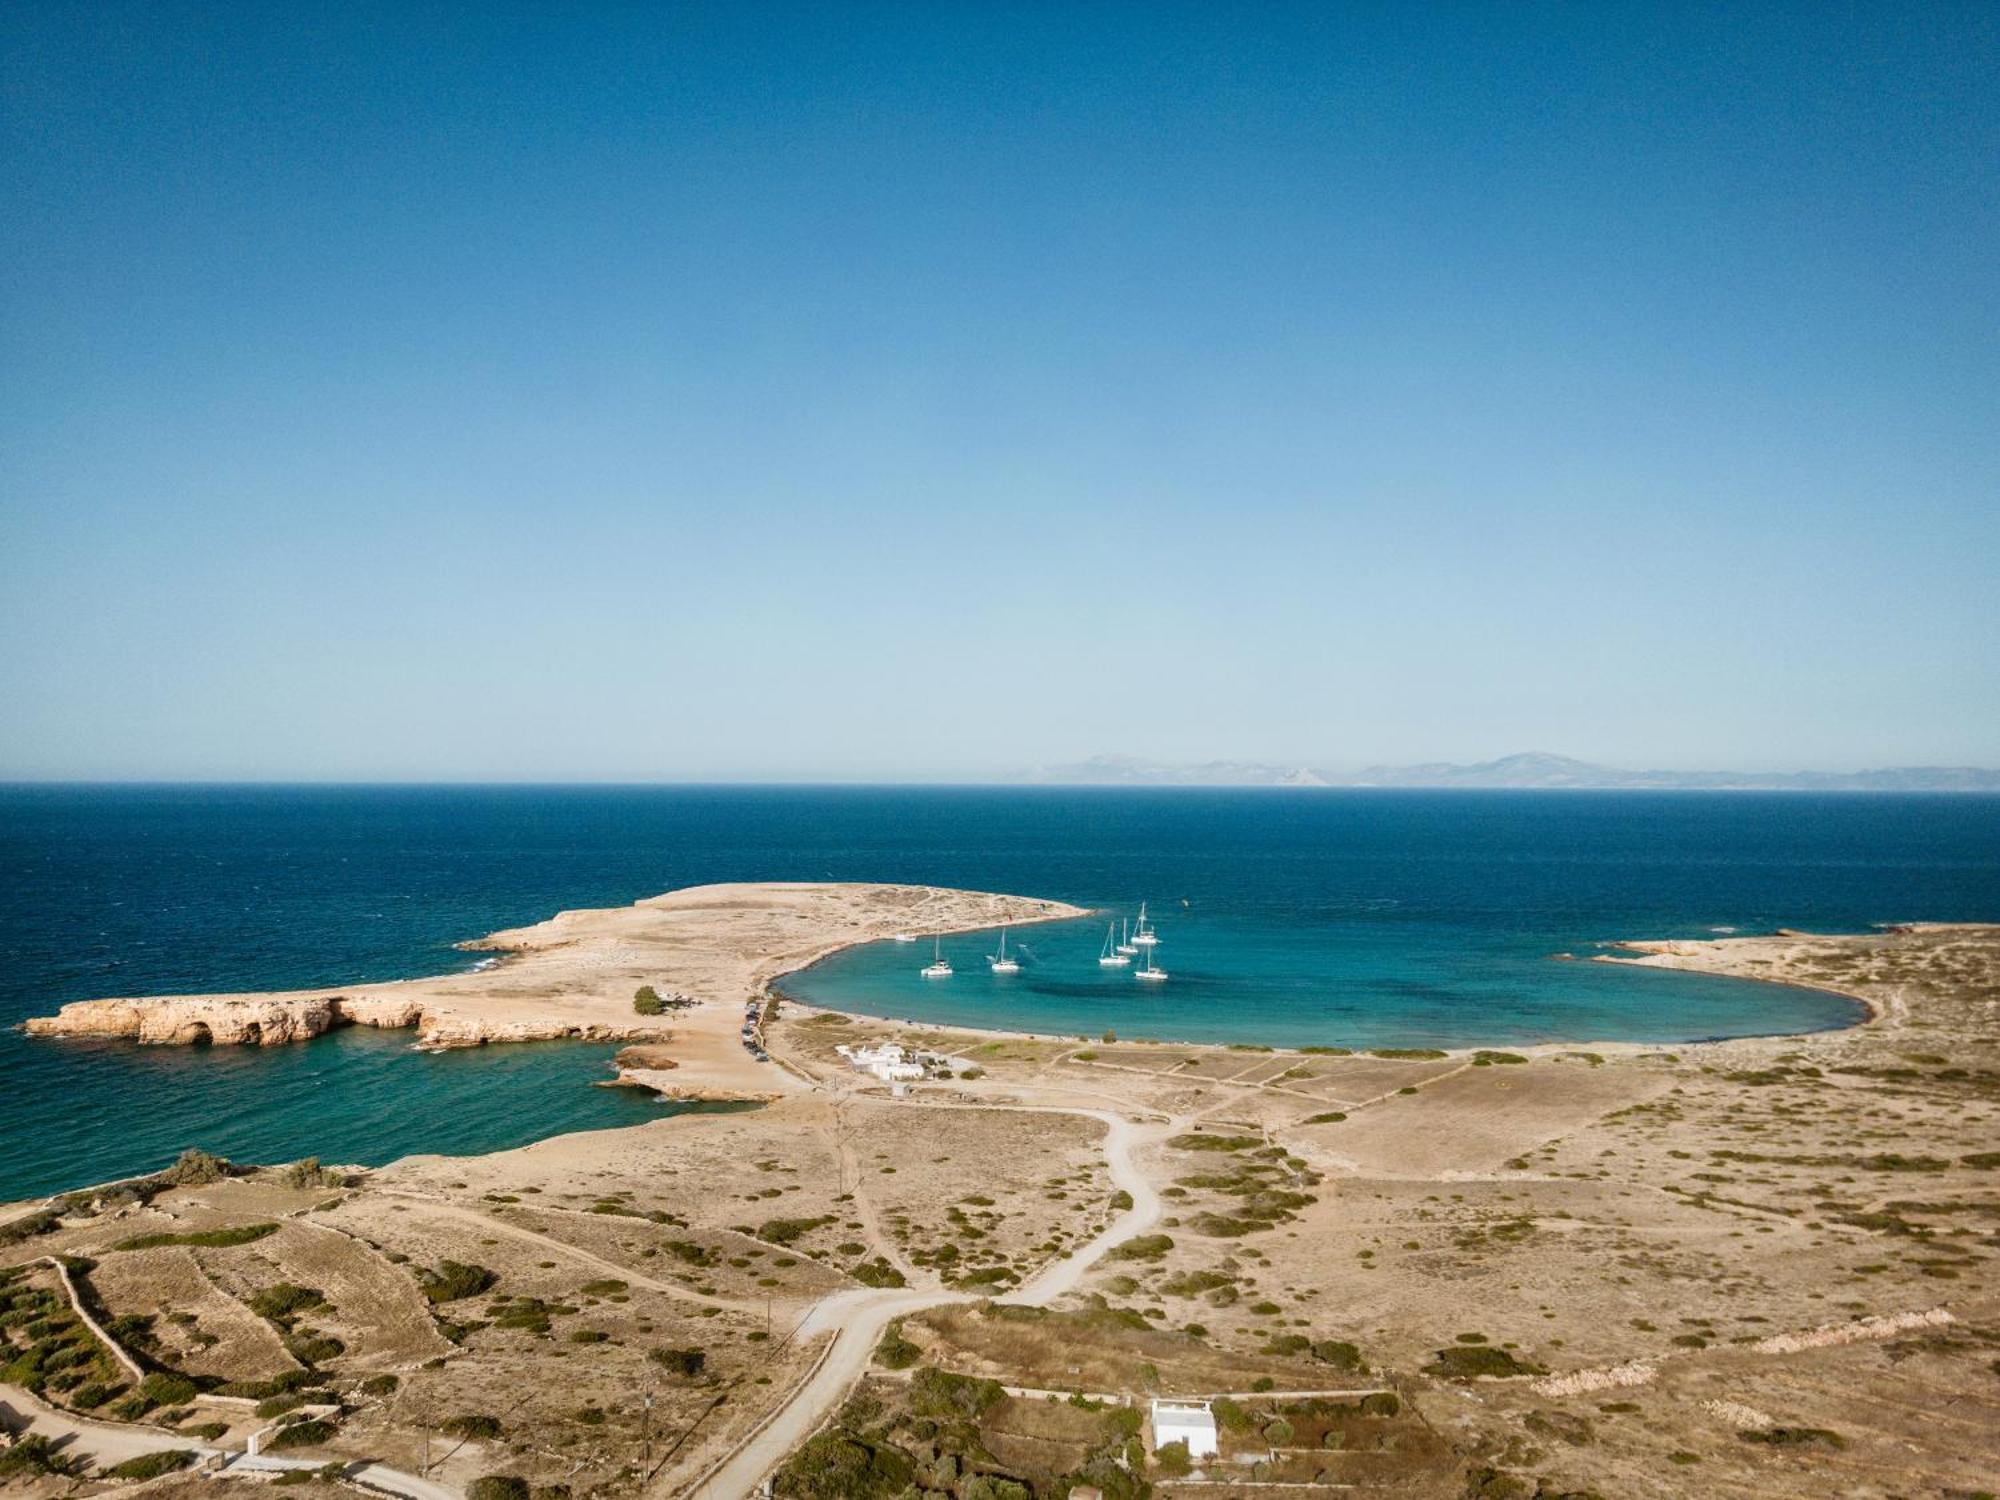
[{"xmin": 4, "ymin": 907, "xmax": 1995, "ymax": 1500}]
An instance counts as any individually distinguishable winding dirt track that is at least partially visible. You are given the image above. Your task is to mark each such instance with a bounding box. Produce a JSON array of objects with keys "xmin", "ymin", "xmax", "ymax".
[{"xmin": 679, "ymin": 1107, "xmax": 1176, "ymax": 1499}]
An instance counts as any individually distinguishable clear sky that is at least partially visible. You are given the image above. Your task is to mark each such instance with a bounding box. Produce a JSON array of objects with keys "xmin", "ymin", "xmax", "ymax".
[{"xmin": 2, "ymin": 3, "xmax": 1994, "ymax": 781}]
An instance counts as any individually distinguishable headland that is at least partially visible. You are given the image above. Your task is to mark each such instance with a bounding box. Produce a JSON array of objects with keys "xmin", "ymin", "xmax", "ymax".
[{"xmin": 5, "ymin": 890, "xmax": 1996, "ymax": 1500}]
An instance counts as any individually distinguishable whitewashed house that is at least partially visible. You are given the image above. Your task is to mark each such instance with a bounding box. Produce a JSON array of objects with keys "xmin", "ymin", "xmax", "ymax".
[
  {"xmin": 1150, "ymin": 1399, "xmax": 1219, "ymax": 1458},
  {"xmin": 833, "ymin": 1042, "xmax": 925, "ymax": 1083}
]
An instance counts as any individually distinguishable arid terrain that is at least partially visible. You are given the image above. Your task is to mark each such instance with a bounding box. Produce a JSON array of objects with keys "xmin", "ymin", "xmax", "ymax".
[{"xmin": 5, "ymin": 894, "xmax": 1997, "ymax": 1500}]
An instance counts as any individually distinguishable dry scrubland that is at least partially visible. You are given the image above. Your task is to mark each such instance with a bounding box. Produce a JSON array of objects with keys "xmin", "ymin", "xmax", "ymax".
[{"xmin": 4, "ymin": 899, "xmax": 1997, "ymax": 1500}]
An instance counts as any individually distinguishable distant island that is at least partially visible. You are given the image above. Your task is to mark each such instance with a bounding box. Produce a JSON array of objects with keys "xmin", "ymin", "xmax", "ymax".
[{"xmin": 1025, "ymin": 750, "xmax": 2000, "ymax": 791}]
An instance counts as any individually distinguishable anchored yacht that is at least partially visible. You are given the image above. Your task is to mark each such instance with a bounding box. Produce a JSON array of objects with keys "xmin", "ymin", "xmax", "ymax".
[
  {"xmin": 1132, "ymin": 901, "xmax": 1159, "ymax": 948},
  {"xmin": 1097, "ymin": 923, "xmax": 1131, "ymax": 967},
  {"xmin": 989, "ymin": 927, "xmax": 1020, "ymax": 975},
  {"xmin": 921, "ymin": 937, "xmax": 953, "ymax": 979}
]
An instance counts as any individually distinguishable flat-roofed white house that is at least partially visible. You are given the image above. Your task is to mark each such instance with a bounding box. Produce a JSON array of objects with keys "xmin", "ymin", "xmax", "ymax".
[
  {"xmin": 833, "ymin": 1042, "xmax": 925, "ymax": 1082},
  {"xmin": 1150, "ymin": 1399, "xmax": 1218, "ymax": 1458}
]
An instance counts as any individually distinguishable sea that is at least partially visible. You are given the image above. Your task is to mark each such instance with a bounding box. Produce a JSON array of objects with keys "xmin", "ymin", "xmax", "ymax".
[{"xmin": 3, "ymin": 784, "xmax": 1996, "ymax": 1203}]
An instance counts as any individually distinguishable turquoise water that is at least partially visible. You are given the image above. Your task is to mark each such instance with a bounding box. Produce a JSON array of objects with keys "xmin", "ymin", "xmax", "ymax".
[
  {"xmin": 781, "ymin": 912, "xmax": 1860, "ymax": 1049},
  {"xmin": 4, "ymin": 785, "xmax": 1996, "ymax": 1201}
]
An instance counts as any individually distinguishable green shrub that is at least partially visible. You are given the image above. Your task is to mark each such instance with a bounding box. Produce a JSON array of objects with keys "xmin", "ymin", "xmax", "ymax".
[
  {"xmin": 284, "ymin": 1158, "xmax": 342, "ymax": 1190},
  {"xmin": 420, "ymin": 1261, "xmax": 496, "ymax": 1303},
  {"xmin": 267, "ymin": 1418, "xmax": 337, "ymax": 1450},
  {"xmin": 1369, "ymin": 1048, "xmax": 1446, "ymax": 1060},
  {"xmin": 1470, "ymin": 1051, "xmax": 1528, "ymax": 1066},
  {"xmin": 874, "ymin": 1322, "xmax": 920, "ymax": 1370},
  {"xmin": 114, "ymin": 1222, "xmax": 278, "ymax": 1252},
  {"xmin": 1301, "ymin": 1111, "xmax": 1347, "ymax": 1124},
  {"xmin": 249, "ymin": 1283, "xmax": 326, "ymax": 1322},
  {"xmin": 161, "ymin": 1149, "xmax": 234, "ymax": 1186},
  {"xmin": 758, "ymin": 1216, "xmax": 834, "ymax": 1246},
  {"xmin": 469, "ymin": 1477, "xmax": 531, "ymax": 1500},
  {"xmin": 850, "ymin": 1259, "xmax": 906, "ymax": 1288},
  {"xmin": 1168, "ymin": 1133, "xmax": 1260, "ymax": 1153},
  {"xmin": 649, "ymin": 1346, "xmax": 706, "ymax": 1378},
  {"xmin": 579, "ymin": 1279, "xmax": 627, "ymax": 1297},
  {"xmin": 1110, "ymin": 1235, "xmax": 1174, "ymax": 1261},
  {"xmin": 443, "ymin": 1414, "xmax": 502, "ymax": 1440},
  {"xmin": 107, "ymin": 1450, "xmax": 196, "ymax": 1480},
  {"xmin": 359, "ymin": 1373, "xmax": 399, "ymax": 1397},
  {"xmin": 1153, "ymin": 1439, "xmax": 1191, "ymax": 1477},
  {"xmin": 140, "ymin": 1372, "xmax": 198, "ymax": 1406},
  {"xmin": 1430, "ymin": 1345, "xmax": 1544, "ymax": 1379},
  {"xmin": 633, "ymin": 986, "xmax": 666, "ymax": 1016},
  {"xmin": 1739, "ymin": 1427, "xmax": 1845, "ymax": 1448},
  {"xmin": 1311, "ymin": 1339, "xmax": 1363, "ymax": 1371},
  {"xmin": 0, "ymin": 1435, "xmax": 89, "ymax": 1480}
]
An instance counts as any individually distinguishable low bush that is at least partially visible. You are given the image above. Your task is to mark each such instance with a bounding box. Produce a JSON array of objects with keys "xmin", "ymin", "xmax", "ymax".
[
  {"xmin": 849, "ymin": 1259, "xmax": 906, "ymax": 1288},
  {"xmin": 1430, "ymin": 1345, "xmax": 1543, "ymax": 1379},
  {"xmin": 1168, "ymin": 1133, "xmax": 1260, "ymax": 1153},
  {"xmin": 114, "ymin": 1222, "xmax": 278, "ymax": 1252},
  {"xmin": 469, "ymin": 1477, "xmax": 531, "ymax": 1500},
  {"xmin": 249, "ymin": 1283, "xmax": 325, "ymax": 1323},
  {"xmin": 139, "ymin": 1372, "xmax": 198, "ymax": 1406},
  {"xmin": 1110, "ymin": 1235, "xmax": 1174, "ymax": 1261},
  {"xmin": 874, "ymin": 1322, "xmax": 920, "ymax": 1370},
  {"xmin": 420, "ymin": 1261, "xmax": 497, "ymax": 1303},
  {"xmin": 107, "ymin": 1449, "xmax": 196, "ymax": 1480},
  {"xmin": 1369, "ymin": 1048, "xmax": 1446, "ymax": 1060},
  {"xmin": 267, "ymin": 1418, "xmax": 337, "ymax": 1450},
  {"xmin": 443, "ymin": 1414, "xmax": 502, "ymax": 1440},
  {"xmin": 649, "ymin": 1346, "xmax": 706, "ymax": 1378},
  {"xmin": 1739, "ymin": 1426, "xmax": 1845, "ymax": 1448},
  {"xmin": 633, "ymin": 986, "xmax": 665, "ymax": 1017}
]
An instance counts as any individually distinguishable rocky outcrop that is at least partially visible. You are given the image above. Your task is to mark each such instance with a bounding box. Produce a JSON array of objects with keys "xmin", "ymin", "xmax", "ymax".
[
  {"xmin": 25, "ymin": 995, "xmax": 348, "ymax": 1046},
  {"xmin": 23, "ymin": 993, "xmax": 658, "ymax": 1050}
]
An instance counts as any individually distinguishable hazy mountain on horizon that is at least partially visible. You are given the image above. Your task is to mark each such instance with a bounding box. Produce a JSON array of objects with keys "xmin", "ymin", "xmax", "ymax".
[{"xmin": 1027, "ymin": 751, "xmax": 2000, "ymax": 791}]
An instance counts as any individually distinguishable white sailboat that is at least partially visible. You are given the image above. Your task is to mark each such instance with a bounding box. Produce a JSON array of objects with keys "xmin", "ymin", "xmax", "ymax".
[
  {"xmin": 1097, "ymin": 922, "xmax": 1130, "ymax": 967},
  {"xmin": 1132, "ymin": 901, "xmax": 1159, "ymax": 948},
  {"xmin": 892, "ymin": 932, "xmax": 917, "ymax": 943},
  {"xmin": 1115, "ymin": 918, "xmax": 1137, "ymax": 956},
  {"xmin": 1135, "ymin": 946, "xmax": 1168, "ymax": 982},
  {"xmin": 989, "ymin": 927, "xmax": 1020, "ymax": 975},
  {"xmin": 921, "ymin": 936, "xmax": 952, "ymax": 979}
]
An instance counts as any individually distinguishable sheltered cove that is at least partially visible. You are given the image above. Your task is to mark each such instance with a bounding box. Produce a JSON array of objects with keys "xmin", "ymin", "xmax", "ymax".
[{"xmin": 7, "ymin": 889, "xmax": 1998, "ymax": 1499}]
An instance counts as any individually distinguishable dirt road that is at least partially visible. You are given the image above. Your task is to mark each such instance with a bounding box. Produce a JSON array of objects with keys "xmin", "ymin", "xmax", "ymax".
[{"xmin": 678, "ymin": 1106, "xmax": 1177, "ymax": 1499}]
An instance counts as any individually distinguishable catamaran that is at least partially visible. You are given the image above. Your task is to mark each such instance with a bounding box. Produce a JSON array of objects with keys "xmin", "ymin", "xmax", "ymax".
[
  {"xmin": 989, "ymin": 927, "xmax": 1020, "ymax": 975},
  {"xmin": 1135, "ymin": 946, "xmax": 1168, "ymax": 982},
  {"xmin": 921, "ymin": 937, "xmax": 952, "ymax": 979},
  {"xmin": 1132, "ymin": 901, "xmax": 1159, "ymax": 948},
  {"xmin": 1115, "ymin": 918, "xmax": 1137, "ymax": 956},
  {"xmin": 1097, "ymin": 922, "xmax": 1131, "ymax": 967}
]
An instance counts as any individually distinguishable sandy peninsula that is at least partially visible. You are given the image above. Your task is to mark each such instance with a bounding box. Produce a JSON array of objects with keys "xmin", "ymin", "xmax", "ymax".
[
  {"xmin": 22, "ymin": 882, "xmax": 1084, "ymax": 1096},
  {"xmin": 5, "ymin": 896, "xmax": 1997, "ymax": 1500}
]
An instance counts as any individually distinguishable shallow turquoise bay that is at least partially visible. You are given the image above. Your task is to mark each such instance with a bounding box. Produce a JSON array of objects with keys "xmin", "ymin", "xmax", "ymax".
[{"xmin": 3, "ymin": 785, "xmax": 1994, "ymax": 1200}]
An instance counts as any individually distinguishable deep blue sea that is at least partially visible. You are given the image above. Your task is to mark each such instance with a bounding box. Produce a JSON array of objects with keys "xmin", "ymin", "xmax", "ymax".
[{"xmin": 4, "ymin": 785, "xmax": 1997, "ymax": 1203}]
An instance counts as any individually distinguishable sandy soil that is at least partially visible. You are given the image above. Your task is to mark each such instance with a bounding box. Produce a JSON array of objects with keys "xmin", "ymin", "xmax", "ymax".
[
  {"xmin": 23, "ymin": 882, "xmax": 1085, "ymax": 1083},
  {"xmin": 5, "ymin": 899, "xmax": 1996, "ymax": 1500}
]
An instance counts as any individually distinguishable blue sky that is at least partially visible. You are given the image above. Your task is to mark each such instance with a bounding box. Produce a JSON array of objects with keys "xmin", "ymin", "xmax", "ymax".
[{"xmin": 2, "ymin": 3, "xmax": 1994, "ymax": 780}]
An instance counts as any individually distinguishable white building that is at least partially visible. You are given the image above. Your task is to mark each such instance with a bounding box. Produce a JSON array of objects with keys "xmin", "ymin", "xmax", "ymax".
[
  {"xmin": 834, "ymin": 1042, "xmax": 925, "ymax": 1083},
  {"xmin": 1150, "ymin": 1399, "xmax": 1219, "ymax": 1458}
]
